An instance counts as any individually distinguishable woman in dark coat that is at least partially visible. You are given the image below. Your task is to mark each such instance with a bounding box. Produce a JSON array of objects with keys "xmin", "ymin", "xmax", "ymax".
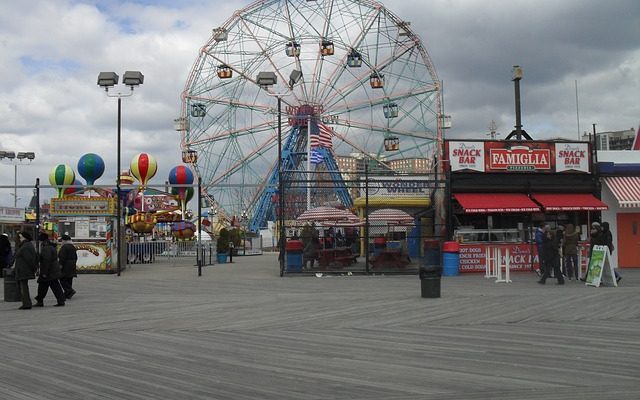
[
  {"xmin": 13, "ymin": 231, "xmax": 37, "ymax": 309},
  {"xmin": 58, "ymin": 234, "xmax": 78, "ymax": 299},
  {"xmin": 34, "ymin": 233, "xmax": 66, "ymax": 307},
  {"xmin": 601, "ymin": 222, "xmax": 621, "ymax": 283}
]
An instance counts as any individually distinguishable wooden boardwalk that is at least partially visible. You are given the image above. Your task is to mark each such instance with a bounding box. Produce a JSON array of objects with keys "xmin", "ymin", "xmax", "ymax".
[{"xmin": 2, "ymin": 254, "xmax": 639, "ymax": 399}]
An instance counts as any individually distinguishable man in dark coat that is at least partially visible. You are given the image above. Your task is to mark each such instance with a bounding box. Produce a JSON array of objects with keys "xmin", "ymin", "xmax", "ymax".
[
  {"xmin": 13, "ymin": 231, "xmax": 37, "ymax": 309},
  {"xmin": 58, "ymin": 234, "xmax": 78, "ymax": 299},
  {"xmin": 537, "ymin": 227, "xmax": 565, "ymax": 285},
  {"xmin": 34, "ymin": 233, "xmax": 66, "ymax": 307}
]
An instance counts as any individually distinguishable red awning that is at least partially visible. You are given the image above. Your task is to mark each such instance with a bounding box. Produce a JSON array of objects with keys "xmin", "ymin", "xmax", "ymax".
[
  {"xmin": 531, "ymin": 193, "xmax": 608, "ymax": 211},
  {"xmin": 453, "ymin": 193, "xmax": 541, "ymax": 213},
  {"xmin": 603, "ymin": 177, "xmax": 640, "ymax": 208}
]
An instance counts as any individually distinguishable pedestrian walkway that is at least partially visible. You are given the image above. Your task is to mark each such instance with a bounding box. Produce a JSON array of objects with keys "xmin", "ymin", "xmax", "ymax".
[{"xmin": 2, "ymin": 255, "xmax": 639, "ymax": 399}]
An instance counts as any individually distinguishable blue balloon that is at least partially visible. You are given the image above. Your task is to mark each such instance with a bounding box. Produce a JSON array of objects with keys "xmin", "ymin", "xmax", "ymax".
[{"xmin": 77, "ymin": 153, "xmax": 105, "ymax": 185}]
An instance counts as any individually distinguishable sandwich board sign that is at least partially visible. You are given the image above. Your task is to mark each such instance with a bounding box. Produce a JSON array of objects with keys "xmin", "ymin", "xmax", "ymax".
[{"xmin": 585, "ymin": 245, "xmax": 617, "ymax": 287}]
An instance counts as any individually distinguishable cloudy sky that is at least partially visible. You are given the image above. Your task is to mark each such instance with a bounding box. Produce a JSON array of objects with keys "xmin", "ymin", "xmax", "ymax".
[{"xmin": 1, "ymin": 0, "xmax": 639, "ymax": 208}]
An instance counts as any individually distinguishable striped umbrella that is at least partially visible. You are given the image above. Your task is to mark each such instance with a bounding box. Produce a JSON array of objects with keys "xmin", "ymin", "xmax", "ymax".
[
  {"xmin": 368, "ymin": 208, "xmax": 414, "ymax": 225},
  {"xmin": 296, "ymin": 206, "xmax": 360, "ymax": 224}
]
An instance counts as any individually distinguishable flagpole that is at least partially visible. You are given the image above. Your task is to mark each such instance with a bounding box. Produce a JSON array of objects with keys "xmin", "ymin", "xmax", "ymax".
[{"xmin": 307, "ymin": 114, "xmax": 311, "ymax": 210}]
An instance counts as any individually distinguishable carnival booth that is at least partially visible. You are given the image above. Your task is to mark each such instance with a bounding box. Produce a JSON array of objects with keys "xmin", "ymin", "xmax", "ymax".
[
  {"xmin": 48, "ymin": 154, "xmax": 117, "ymax": 273},
  {"xmin": 48, "ymin": 153, "xmax": 200, "ymax": 271},
  {"xmin": 445, "ymin": 140, "xmax": 606, "ymax": 274}
]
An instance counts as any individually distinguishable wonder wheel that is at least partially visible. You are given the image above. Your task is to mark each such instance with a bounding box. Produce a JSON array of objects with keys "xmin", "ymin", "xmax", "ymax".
[{"xmin": 179, "ymin": 0, "xmax": 441, "ymax": 231}]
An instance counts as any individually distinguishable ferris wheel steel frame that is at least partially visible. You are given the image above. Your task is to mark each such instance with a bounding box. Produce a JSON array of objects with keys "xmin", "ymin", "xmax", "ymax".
[{"xmin": 179, "ymin": 0, "xmax": 442, "ymax": 231}]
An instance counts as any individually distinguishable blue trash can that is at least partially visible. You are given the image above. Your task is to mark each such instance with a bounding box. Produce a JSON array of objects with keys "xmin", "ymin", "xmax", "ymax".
[
  {"xmin": 286, "ymin": 240, "xmax": 304, "ymax": 272},
  {"xmin": 442, "ymin": 241, "xmax": 460, "ymax": 276}
]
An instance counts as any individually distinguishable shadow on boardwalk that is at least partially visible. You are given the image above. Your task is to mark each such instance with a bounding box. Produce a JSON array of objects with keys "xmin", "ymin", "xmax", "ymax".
[{"xmin": 2, "ymin": 254, "xmax": 639, "ymax": 399}]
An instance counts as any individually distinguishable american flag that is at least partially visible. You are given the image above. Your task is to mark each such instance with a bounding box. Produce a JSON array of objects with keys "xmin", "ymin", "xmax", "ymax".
[
  {"xmin": 310, "ymin": 149, "xmax": 324, "ymax": 164},
  {"xmin": 310, "ymin": 121, "xmax": 333, "ymax": 149}
]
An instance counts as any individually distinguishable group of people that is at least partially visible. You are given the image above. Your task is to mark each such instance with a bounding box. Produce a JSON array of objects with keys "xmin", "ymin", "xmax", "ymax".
[
  {"xmin": 534, "ymin": 220, "xmax": 619, "ymax": 285},
  {"xmin": 1, "ymin": 231, "xmax": 78, "ymax": 310}
]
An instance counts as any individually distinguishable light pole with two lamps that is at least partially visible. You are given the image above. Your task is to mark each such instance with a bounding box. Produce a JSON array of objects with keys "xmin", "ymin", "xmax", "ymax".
[
  {"xmin": 256, "ymin": 70, "xmax": 302, "ymax": 275},
  {"xmin": 97, "ymin": 71, "xmax": 144, "ymax": 276},
  {"xmin": 0, "ymin": 151, "xmax": 36, "ymax": 207}
]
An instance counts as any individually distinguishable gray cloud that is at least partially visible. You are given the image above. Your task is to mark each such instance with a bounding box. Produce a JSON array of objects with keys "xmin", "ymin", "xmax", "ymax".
[{"xmin": 1, "ymin": 0, "xmax": 639, "ymax": 207}]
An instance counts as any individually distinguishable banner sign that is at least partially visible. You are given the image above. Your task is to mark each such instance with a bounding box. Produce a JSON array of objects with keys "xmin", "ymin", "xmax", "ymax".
[
  {"xmin": 555, "ymin": 142, "xmax": 590, "ymax": 172},
  {"xmin": 458, "ymin": 243, "xmax": 538, "ymax": 272},
  {"xmin": 585, "ymin": 245, "xmax": 617, "ymax": 287},
  {"xmin": 360, "ymin": 176, "xmax": 434, "ymax": 198},
  {"xmin": 448, "ymin": 141, "xmax": 485, "ymax": 172},
  {"xmin": 50, "ymin": 197, "xmax": 115, "ymax": 216},
  {"xmin": 446, "ymin": 140, "xmax": 591, "ymax": 173},
  {"xmin": 0, "ymin": 206, "xmax": 25, "ymax": 223}
]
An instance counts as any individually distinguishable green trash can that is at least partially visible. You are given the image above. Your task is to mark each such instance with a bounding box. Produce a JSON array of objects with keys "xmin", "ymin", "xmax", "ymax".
[{"xmin": 3, "ymin": 268, "xmax": 20, "ymax": 302}]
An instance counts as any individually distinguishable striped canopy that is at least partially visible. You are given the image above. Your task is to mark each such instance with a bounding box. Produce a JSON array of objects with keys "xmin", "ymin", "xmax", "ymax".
[
  {"xmin": 296, "ymin": 206, "xmax": 360, "ymax": 224},
  {"xmin": 368, "ymin": 208, "xmax": 415, "ymax": 225}
]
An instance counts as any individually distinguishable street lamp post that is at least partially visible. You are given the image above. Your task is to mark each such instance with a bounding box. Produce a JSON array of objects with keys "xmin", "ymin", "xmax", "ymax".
[
  {"xmin": 241, "ymin": 210, "xmax": 248, "ymax": 256},
  {"xmin": 97, "ymin": 71, "xmax": 144, "ymax": 276},
  {"xmin": 512, "ymin": 65, "xmax": 523, "ymax": 140},
  {"xmin": 256, "ymin": 70, "xmax": 302, "ymax": 276},
  {"xmin": 0, "ymin": 151, "xmax": 36, "ymax": 207}
]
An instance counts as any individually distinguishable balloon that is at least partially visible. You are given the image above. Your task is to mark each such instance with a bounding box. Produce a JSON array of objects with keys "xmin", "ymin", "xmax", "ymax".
[
  {"xmin": 130, "ymin": 153, "xmax": 157, "ymax": 186},
  {"xmin": 64, "ymin": 179, "xmax": 83, "ymax": 196},
  {"xmin": 49, "ymin": 164, "xmax": 75, "ymax": 198},
  {"xmin": 168, "ymin": 165, "xmax": 194, "ymax": 201},
  {"xmin": 172, "ymin": 186, "xmax": 194, "ymax": 215},
  {"xmin": 172, "ymin": 187, "xmax": 194, "ymax": 203},
  {"xmin": 77, "ymin": 153, "xmax": 105, "ymax": 185}
]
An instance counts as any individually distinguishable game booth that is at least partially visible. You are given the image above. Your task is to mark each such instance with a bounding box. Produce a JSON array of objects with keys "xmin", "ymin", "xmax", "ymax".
[{"xmin": 47, "ymin": 153, "xmax": 202, "ymax": 273}]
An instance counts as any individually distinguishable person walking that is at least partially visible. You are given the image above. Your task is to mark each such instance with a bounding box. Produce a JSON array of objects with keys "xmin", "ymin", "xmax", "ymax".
[
  {"xmin": 601, "ymin": 221, "xmax": 621, "ymax": 283},
  {"xmin": 563, "ymin": 224, "xmax": 580, "ymax": 280},
  {"xmin": 34, "ymin": 233, "xmax": 66, "ymax": 307},
  {"xmin": 58, "ymin": 234, "xmax": 78, "ymax": 299},
  {"xmin": 538, "ymin": 227, "xmax": 565, "ymax": 285},
  {"xmin": 13, "ymin": 231, "xmax": 38, "ymax": 310},
  {"xmin": 0, "ymin": 233, "xmax": 12, "ymax": 270},
  {"xmin": 534, "ymin": 222, "xmax": 546, "ymax": 276}
]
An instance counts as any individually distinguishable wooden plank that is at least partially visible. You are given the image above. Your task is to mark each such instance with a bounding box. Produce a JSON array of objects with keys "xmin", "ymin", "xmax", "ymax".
[{"xmin": 1, "ymin": 256, "xmax": 639, "ymax": 399}]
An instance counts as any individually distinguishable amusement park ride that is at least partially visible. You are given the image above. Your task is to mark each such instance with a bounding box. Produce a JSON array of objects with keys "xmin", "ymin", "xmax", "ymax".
[
  {"xmin": 177, "ymin": 0, "xmax": 444, "ymax": 233},
  {"xmin": 46, "ymin": 153, "xmax": 204, "ymax": 273}
]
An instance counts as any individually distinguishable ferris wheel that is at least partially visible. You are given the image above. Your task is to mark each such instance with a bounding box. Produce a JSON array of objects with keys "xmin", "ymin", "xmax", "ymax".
[{"xmin": 179, "ymin": 0, "xmax": 442, "ymax": 231}]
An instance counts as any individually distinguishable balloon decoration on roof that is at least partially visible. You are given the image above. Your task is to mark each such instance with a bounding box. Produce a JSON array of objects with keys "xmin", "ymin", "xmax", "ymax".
[
  {"xmin": 77, "ymin": 153, "xmax": 105, "ymax": 186},
  {"xmin": 63, "ymin": 179, "xmax": 83, "ymax": 197},
  {"xmin": 168, "ymin": 165, "xmax": 195, "ymax": 214},
  {"xmin": 49, "ymin": 164, "xmax": 76, "ymax": 198},
  {"xmin": 130, "ymin": 153, "xmax": 157, "ymax": 188}
]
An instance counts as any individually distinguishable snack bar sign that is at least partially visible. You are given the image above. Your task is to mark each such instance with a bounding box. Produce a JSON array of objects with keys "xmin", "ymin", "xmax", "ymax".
[
  {"xmin": 446, "ymin": 140, "xmax": 591, "ymax": 173},
  {"xmin": 555, "ymin": 143, "xmax": 589, "ymax": 172},
  {"xmin": 448, "ymin": 141, "xmax": 485, "ymax": 172}
]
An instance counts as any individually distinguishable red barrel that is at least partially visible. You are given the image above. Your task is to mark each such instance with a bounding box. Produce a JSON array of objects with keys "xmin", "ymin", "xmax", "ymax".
[
  {"xmin": 374, "ymin": 236, "xmax": 387, "ymax": 247},
  {"xmin": 286, "ymin": 240, "xmax": 304, "ymax": 251},
  {"xmin": 442, "ymin": 241, "xmax": 460, "ymax": 253}
]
